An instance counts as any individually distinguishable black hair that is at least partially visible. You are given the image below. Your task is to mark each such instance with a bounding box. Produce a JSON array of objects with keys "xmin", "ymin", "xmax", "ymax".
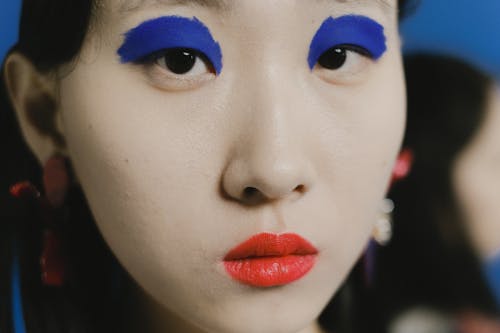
[
  {"xmin": 371, "ymin": 54, "xmax": 498, "ymax": 330},
  {"xmin": 0, "ymin": 1, "xmax": 140, "ymax": 332},
  {"xmin": 0, "ymin": 1, "xmax": 412, "ymax": 332}
]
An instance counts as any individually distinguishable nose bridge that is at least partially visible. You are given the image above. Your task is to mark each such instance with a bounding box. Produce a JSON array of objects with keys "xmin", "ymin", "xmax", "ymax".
[
  {"xmin": 222, "ymin": 65, "xmax": 315, "ymax": 204},
  {"xmin": 250, "ymin": 73, "xmax": 301, "ymax": 170}
]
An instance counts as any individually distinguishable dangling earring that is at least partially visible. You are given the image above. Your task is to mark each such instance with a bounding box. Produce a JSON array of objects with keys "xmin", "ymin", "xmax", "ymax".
[
  {"xmin": 363, "ymin": 198, "xmax": 394, "ymax": 286},
  {"xmin": 10, "ymin": 154, "xmax": 70, "ymax": 287},
  {"xmin": 40, "ymin": 155, "xmax": 70, "ymax": 287},
  {"xmin": 372, "ymin": 198, "xmax": 394, "ymax": 246},
  {"xmin": 364, "ymin": 149, "xmax": 413, "ymax": 285},
  {"xmin": 372, "ymin": 148, "xmax": 412, "ymax": 245}
]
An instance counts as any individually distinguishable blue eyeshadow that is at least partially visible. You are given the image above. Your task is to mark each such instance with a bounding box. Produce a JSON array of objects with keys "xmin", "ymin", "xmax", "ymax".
[
  {"xmin": 308, "ymin": 15, "xmax": 387, "ymax": 70},
  {"xmin": 118, "ymin": 16, "xmax": 223, "ymax": 75}
]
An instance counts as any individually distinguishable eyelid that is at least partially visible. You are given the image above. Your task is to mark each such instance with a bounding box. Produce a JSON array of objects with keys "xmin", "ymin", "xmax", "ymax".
[
  {"xmin": 308, "ymin": 15, "xmax": 387, "ymax": 70},
  {"xmin": 118, "ymin": 16, "xmax": 223, "ymax": 75}
]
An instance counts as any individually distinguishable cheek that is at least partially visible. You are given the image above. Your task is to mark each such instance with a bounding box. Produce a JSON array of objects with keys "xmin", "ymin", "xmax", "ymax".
[
  {"xmin": 58, "ymin": 60, "xmax": 231, "ymax": 287},
  {"xmin": 313, "ymin": 47, "xmax": 405, "ymax": 194},
  {"xmin": 305, "ymin": 47, "xmax": 405, "ymax": 279}
]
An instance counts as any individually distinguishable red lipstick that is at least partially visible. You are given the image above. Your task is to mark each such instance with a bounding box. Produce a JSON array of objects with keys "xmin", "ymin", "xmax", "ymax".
[{"xmin": 223, "ymin": 233, "xmax": 318, "ymax": 287}]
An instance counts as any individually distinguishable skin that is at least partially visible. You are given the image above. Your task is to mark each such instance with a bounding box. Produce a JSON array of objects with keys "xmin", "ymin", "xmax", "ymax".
[
  {"xmin": 454, "ymin": 85, "xmax": 500, "ymax": 260},
  {"xmin": 5, "ymin": 0, "xmax": 405, "ymax": 332}
]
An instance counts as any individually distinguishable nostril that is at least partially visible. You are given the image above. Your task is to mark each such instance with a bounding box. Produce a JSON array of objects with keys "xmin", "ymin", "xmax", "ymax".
[
  {"xmin": 294, "ymin": 184, "xmax": 306, "ymax": 193},
  {"xmin": 242, "ymin": 187, "xmax": 266, "ymax": 205},
  {"xmin": 243, "ymin": 187, "xmax": 259, "ymax": 198},
  {"xmin": 242, "ymin": 184, "xmax": 306, "ymax": 202}
]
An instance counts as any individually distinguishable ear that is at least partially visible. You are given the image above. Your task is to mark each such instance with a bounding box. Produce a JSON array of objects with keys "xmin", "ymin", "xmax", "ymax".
[{"xmin": 4, "ymin": 52, "xmax": 67, "ymax": 165}]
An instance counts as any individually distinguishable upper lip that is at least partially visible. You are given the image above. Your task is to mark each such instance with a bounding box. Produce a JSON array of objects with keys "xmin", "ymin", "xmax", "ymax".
[{"xmin": 224, "ymin": 232, "xmax": 318, "ymax": 260}]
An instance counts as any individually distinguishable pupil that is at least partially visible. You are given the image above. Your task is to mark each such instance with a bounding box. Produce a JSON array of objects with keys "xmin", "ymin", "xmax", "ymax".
[
  {"xmin": 165, "ymin": 49, "xmax": 196, "ymax": 74},
  {"xmin": 318, "ymin": 48, "xmax": 347, "ymax": 70}
]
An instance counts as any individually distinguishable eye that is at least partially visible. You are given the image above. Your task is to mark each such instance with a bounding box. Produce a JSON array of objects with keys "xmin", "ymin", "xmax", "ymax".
[
  {"xmin": 317, "ymin": 45, "xmax": 371, "ymax": 70},
  {"xmin": 153, "ymin": 48, "xmax": 215, "ymax": 76},
  {"xmin": 139, "ymin": 48, "xmax": 216, "ymax": 91},
  {"xmin": 314, "ymin": 44, "xmax": 374, "ymax": 84}
]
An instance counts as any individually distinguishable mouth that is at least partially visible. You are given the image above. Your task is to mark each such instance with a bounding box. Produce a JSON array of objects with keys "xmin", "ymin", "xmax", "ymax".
[{"xmin": 223, "ymin": 233, "xmax": 318, "ymax": 287}]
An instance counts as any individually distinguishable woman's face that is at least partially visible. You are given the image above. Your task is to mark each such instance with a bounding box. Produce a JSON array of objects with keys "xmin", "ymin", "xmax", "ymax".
[
  {"xmin": 454, "ymin": 86, "xmax": 500, "ymax": 259},
  {"xmin": 57, "ymin": 0, "xmax": 404, "ymax": 332}
]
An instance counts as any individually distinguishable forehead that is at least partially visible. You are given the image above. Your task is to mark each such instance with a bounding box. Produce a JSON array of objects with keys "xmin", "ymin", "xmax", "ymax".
[{"xmin": 116, "ymin": 0, "xmax": 397, "ymax": 15}]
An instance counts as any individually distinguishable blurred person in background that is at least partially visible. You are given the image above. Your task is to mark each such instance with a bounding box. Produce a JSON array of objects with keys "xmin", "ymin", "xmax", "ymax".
[{"xmin": 371, "ymin": 54, "xmax": 500, "ymax": 333}]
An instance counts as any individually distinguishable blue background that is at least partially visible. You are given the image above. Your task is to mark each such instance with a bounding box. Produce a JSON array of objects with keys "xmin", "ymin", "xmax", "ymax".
[
  {"xmin": 401, "ymin": 0, "xmax": 500, "ymax": 79},
  {"xmin": 0, "ymin": 0, "xmax": 21, "ymax": 63},
  {"xmin": 1, "ymin": 0, "xmax": 500, "ymax": 78}
]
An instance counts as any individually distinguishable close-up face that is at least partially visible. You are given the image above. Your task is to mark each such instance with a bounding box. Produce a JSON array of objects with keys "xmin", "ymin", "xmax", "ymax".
[
  {"xmin": 454, "ymin": 86, "xmax": 500, "ymax": 259},
  {"xmin": 52, "ymin": 0, "xmax": 405, "ymax": 332}
]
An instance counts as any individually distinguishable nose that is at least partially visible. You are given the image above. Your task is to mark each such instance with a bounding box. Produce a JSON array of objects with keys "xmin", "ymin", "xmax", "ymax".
[
  {"xmin": 222, "ymin": 153, "xmax": 312, "ymax": 205},
  {"xmin": 221, "ymin": 70, "xmax": 316, "ymax": 206}
]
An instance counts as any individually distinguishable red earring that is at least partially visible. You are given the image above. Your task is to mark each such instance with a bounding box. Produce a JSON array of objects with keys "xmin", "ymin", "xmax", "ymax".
[
  {"xmin": 40, "ymin": 155, "xmax": 69, "ymax": 287},
  {"xmin": 10, "ymin": 155, "xmax": 70, "ymax": 287},
  {"xmin": 10, "ymin": 181, "xmax": 40, "ymax": 200},
  {"xmin": 390, "ymin": 148, "xmax": 414, "ymax": 186},
  {"xmin": 43, "ymin": 155, "xmax": 69, "ymax": 208}
]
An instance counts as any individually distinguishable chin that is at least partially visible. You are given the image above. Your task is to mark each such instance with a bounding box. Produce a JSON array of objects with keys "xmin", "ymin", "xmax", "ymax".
[
  {"xmin": 200, "ymin": 315, "xmax": 314, "ymax": 333},
  {"xmin": 185, "ymin": 288, "xmax": 331, "ymax": 333}
]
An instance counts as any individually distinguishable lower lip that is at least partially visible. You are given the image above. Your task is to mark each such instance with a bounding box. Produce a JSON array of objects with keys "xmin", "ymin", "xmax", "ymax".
[{"xmin": 223, "ymin": 254, "xmax": 317, "ymax": 287}]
